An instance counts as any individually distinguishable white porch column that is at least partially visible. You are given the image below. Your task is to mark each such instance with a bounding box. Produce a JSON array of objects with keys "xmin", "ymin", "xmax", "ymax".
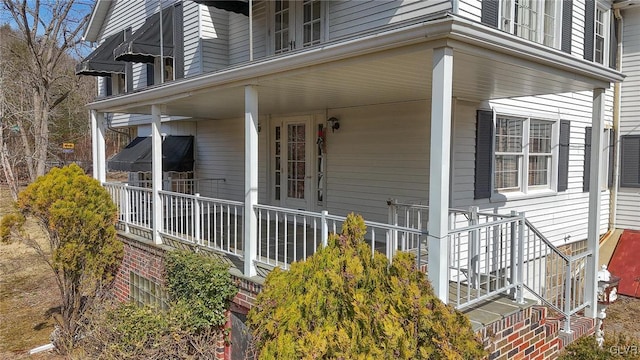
[
  {"xmin": 244, "ymin": 85, "xmax": 259, "ymax": 277},
  {"xmin": 151, "ymin": 105, "xmax": 163, "ymax": 245},
  {"xmin": 585, "ymin": 88, "xmax": 605, "ymax": 318},
  {"xmin": 91, "ymin": 110, "xmax": 106, "ymax": 183},
  {"xmin": 428, "ymin": 47, "xmax": 453, "ymax": 303}
]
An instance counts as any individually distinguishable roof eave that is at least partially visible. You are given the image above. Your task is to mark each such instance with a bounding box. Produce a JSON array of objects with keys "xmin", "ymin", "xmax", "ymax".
[
  {"xmin": 87, "ymin": 15, "xmax": 625, "ymax": 113},
  {"xmin": 83, "ymin": 0, "xmax": 112, "ymax": 42}
]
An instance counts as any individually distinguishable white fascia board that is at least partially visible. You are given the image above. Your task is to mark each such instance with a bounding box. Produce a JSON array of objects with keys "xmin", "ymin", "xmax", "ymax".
[
  {"xmin": 83, "ymin": 0, "xmax": 111, "ymax": 42},
  {"xmin": 86, "ymin": 14, "xmax": 625, "ymax": 112},
  {"xmin": 448, "ymin": 17, "xmax": 625, "ymax": 85}
]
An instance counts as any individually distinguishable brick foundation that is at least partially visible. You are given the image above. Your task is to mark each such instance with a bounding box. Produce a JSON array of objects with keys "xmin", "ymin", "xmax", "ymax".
[
  {"xmin": 115, "ymin": 234, "xmax": 594, "ymax": 360},
  {"xmin": 478, "ymin": 306, "xmax": 595, "ymax": 360}
]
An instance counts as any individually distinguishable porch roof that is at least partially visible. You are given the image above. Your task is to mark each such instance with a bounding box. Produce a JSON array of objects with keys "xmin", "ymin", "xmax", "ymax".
[{"xmin": 87, "ymin": 14, "xmax": 624, "ymax": 119}]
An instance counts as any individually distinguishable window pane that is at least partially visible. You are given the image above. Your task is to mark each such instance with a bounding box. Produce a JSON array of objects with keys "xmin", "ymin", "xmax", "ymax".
[
  {"xmin": 529, "ymin": 120, "xmax": 552, "ymax": 153},
  {"xmin": 304, "ymin": 2, "xmax": 310, "ymax": 22},
  {"xmin": 594, "ymin": 8, "xmax": 606, "ymax": 64},
  {"xmin": 496, "ymin": 117, "xmax": 523, "ymax": 152},
  {"xmin": 543, "ymin": 0, "xmax": 555, "ymax": 46},
  {"xmin": 495, "ymin": 155, "xmax": 520, "ymax": 190},
  {"xmin": 529, "ymin": 155, "xmax": 550, "ymax": 186},
  {"xmin": 313, "ymin": 0, "xmax": 321, "ymax": 20}
]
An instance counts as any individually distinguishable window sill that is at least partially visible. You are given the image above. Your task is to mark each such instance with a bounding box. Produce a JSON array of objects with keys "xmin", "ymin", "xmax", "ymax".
[{"xmin": 490, "ymin": 189, "xmax": 557, "ymax": 202}]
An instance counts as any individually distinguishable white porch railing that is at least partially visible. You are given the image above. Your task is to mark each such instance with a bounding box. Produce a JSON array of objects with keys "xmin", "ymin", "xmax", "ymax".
[
  {"xmin": 254, "ymin": 205, "xmax": 425, "ymax": 270},
  {"xmin": 104, "ymin": 183, "xmax": 153, "ymax": 232},
  {"xmin": 104, "ymin": 184, "xmax": 591, "ymax": 332},
  {"xmin": 521, "ymin": 219, "xmax": 590, "ymax": 333},
  {"xmin": 160, "ymin": 190, "xmax": 244, "ymax": 257},
  {"xmin": 389, "ymin": 200, "xmax": 591, "ymax": 332}
]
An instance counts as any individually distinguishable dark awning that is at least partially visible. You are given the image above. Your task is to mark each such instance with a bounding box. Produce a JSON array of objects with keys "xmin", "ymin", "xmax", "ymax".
[
  {"xmin": 108, "ymin": 136, "xmax": 194, "ymax": 172},
  {"xmin": 113, "ymin": 6, "xmax": 174, "ymax": 63},
  {"xmin": 76, "ymin": 31, "xmax": 126, "ymax": 76},
  {"xmin": 191, "ymin": 0, "xmax": 249, "ymax": 16}
]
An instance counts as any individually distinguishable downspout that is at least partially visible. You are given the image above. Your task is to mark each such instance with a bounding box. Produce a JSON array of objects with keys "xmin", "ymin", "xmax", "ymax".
[
  {"xmin": 451, "ymin": 0, "xmax": 459, "ymax": 15},
  {"xmin": 609, "ymin": 8, "xmax": 623, "ymax": 230}
]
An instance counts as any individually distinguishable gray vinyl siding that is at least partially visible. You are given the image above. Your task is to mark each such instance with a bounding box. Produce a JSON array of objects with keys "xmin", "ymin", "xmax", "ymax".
[
  {"xmin": 193, "ymin": 117, "xmax": 269, "ymax": 203},
  {"xmin": 195, "ymin": 119, "xmax": 245, "ymax": 201},
  {"xmin": 456, "ymin": 0, "xmax": 482, "ymax": 22},
  {"xmin": 328, "ymin": 0, "xmax": 452, "ymax": 40},
  {"xmin": 228, "ymin": 1, "xmax": 267, "ymax": 65},
  {"xmin": 137, "ymin": 122, "xmax": 197, "ymax": 137},
  {"xmin": 324, "ymin": 101, "xmax": 430, "ymax": 224},
  {"xmin": 616, "ymin": 7, "xmax": 640, "ymax": 230},
  {"xmin": 183, "ymin": 1, "xmax": 202, "ymax": 77},
  {"xmin": 200, "ymin": 6, "xmax": 229, "ymax": 73}
]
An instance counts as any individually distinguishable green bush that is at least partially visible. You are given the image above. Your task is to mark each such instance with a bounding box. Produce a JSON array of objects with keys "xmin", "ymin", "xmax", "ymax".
[
  {"xmin": 247, "ymin": 213, "xmax": 486, "ymax": 359},
  {"xmin": 165, "ymin": 250, "xmax": 238, "ymax": 331},
  {"xmin": 80, "ymin": 250, "xmax": 238, "ymax": 359},
  {"xmin": 1, "ymin": 164, "xmax": 122, "ymax": 353}
]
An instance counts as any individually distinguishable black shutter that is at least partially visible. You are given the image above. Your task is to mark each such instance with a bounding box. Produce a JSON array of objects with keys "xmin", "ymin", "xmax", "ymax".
[
  {"xmin": 475, "ymin": 110, "xmax": 494, "ymax": 199},
  {"xmin": 583, "ymin": 0, "xmax": 595, "ymax": 61},
  {"xmin": 608, "ymin": 129, "xmax": 615, "ymax": 188},
  {"xmin": 583, "ymin": 127, "xmax": 592, "ymax": 192},
  {"xmin": 558, "ymin": 120, "xmax": 571, "ymax": 192},
  {"xmin": 561, "ymin": 1, "xmax": 573, "ymax": 54},
  {"xmin": 173, "ymin": 3, "xmax": 184, "ymax": 79},
  {"xmin": 610, "ymin": 13, "xmax": 618, "ymax": 70},
  {"xmin": 620, "ymin": 136, "xmax": 640, "ymax": 188},
  {"xmin": 105, "ymin": 76, "xmax": 113, "ymax": 96},
  {"xmin": 124, "ymin": 27, "xmax": 133, "ymax": 93},
  {"xmin": 481, "ymin": 0, "xmax": 499, "ymax": 28},
  {"xmin": 146, "ymin": 64, "xmax": 154, "ymax": 86}
]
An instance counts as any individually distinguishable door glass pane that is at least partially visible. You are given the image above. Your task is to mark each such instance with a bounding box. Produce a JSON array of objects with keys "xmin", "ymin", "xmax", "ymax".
[
  {"xmin": 287, "ymin": 124, "xmax": 305, "ymax": 200},
  {"xmin": 274, "ymin": 126, "xmax": 281, "ymax": 201}
]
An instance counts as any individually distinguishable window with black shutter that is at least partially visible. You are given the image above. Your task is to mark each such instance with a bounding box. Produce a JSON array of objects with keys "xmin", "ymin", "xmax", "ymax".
[
  {"xmin": 620, "ymin": 135, "xmax": 640, "ymax": 188},
  {"xmin": 475, "ymin": 110, "xmax": 494, "ymax": 199},
  {"xmin": 558, "ymin": 120, "xmax": 571, "ymax": 192},
  {"xmin": 584, "ymin": 127, "xmax": 592, "ymax": 192}
]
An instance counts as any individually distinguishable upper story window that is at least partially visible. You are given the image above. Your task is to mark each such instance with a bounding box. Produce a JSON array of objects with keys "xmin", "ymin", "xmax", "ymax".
[
  {"xmin": 500, "ymin": 0, "xmax": 560, "ymax": 47},
  {"xmin": 583, "ymin": 1, "xmax": 617, "ymax": 68},
  {"xmin": 594, "ymin": 6, "xmax": 608, "ymax": 64},
  {"xmin": 272, "ymin": 0, "xmax": 324, "ymax": 54}
]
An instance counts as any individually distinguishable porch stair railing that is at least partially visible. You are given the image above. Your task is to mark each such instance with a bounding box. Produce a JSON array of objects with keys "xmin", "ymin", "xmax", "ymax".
[{"xmin": 388, "ymin": 199, "xmax": 591, "ymax": 333}]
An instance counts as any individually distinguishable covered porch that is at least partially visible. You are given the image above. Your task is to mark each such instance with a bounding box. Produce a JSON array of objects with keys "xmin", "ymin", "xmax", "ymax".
[{"xmin": 89, "ymin": 14, "xmax": 623, "ymax": 327}]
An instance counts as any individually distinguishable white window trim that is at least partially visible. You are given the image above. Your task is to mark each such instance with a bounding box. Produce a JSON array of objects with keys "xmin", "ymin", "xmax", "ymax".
[
  {"xmin": 489, "ymin": 106, "xmax": 560, "ymax": 202},
  {"xmin": 499, "ymin": 0, "xmax": 562, "ymax": 48}
]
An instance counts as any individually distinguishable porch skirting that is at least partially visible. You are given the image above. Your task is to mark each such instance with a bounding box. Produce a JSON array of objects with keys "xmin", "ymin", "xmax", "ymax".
[{"xmin": 112, "ymin": 234, "xmax": 593, "ymax": 360}]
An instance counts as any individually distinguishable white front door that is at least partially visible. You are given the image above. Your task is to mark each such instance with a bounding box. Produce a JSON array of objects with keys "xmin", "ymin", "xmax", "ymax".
[{"xmin": 272, "ymin": 116, "xmax": 312, "ymax": 210}]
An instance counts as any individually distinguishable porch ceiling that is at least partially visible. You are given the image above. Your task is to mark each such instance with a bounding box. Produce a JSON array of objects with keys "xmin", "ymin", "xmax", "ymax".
[{"xmin": 91, "ymin": 15, "xmax": 623, "ymax": 120}]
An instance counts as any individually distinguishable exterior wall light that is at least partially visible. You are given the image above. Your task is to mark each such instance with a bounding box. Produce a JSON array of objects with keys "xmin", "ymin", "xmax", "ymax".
[{"xmin": 327, "ymin": 117, "xmax": 340, "ymax": 132}]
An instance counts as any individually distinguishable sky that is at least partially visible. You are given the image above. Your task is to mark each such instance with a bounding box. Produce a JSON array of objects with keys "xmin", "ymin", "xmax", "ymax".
[{"xmin": 0, "ymin": 0, "xmax": 96, "ymax": 58}]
